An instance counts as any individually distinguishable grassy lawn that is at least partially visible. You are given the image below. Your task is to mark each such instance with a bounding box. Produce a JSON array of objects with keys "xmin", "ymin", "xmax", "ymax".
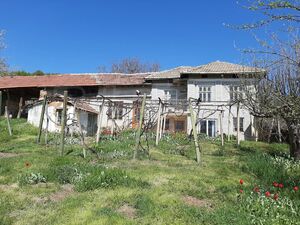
[{"xmin": 0, "ymin": 119, "xmax": 299, "ymax": 225}]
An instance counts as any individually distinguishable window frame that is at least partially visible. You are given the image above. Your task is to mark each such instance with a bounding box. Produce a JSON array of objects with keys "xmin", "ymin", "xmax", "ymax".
[
  {"xmin": 233, "ymin": 117, "xmax": 244, "ymax": 132},
  {"xmin": 198, "ymin": 86, "xmax": 212, "ymax": 102}
]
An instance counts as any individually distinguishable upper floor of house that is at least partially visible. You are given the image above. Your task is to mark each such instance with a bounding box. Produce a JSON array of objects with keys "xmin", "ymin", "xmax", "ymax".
[{"xmin": 146, "ymin": 61, "xmax": 265, "ymax": 104}]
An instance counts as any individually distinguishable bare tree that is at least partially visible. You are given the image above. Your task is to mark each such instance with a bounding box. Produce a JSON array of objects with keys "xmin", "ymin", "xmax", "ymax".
[
  {"xmin": 98, "ymin": 58, "xmax": 160, "ymax": 74},
  {"xmin": 0, "ymin": 30, "xmax": 7, "ymax": 75},
  {"xmin": 237, "ymin": 0, "xmax": 300, "ymax": 28},
  {"xmin": 236, "ymin": 1, "xmax": 300, "ymax": 159}
]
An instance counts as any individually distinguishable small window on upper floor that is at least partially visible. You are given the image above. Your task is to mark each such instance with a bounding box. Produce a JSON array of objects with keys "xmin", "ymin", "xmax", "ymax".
[
  {"xmin": 233, "ymin": 117, "xmax": 244, "ymax": 132},
  {"xmin": 107, "ymin": 101, "xmax": 123, "ymax": 120},
  {"xmin": 199, "ymin": 86, "xmax": 212, "ymax": 102},
  {"xmin": 230, "ymin": 86, "xmax": 243, "ymax": 102},
  {"xmin": 164, "ymin": 89, "xmax": 177, "ymax": 101}
]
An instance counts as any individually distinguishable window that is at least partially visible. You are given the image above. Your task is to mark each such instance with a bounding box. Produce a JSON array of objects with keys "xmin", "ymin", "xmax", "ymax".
[
  {"xmin": 230, "ymin": 86, "xmax": 243, "ymax": 102},
  {"xmin": 200, "ymin": 120, "xmax": 216, "ymax": 137},
  {"xmin": 199, "ymin": 86, "xmax": 211, "ymax": 102},
  {"xmin": 165, "ymin": 119, "xmax": 170, "ymax": 130},
  {"xmin": 107, "ymin": 101, "xmax": 123, "ymax": 120},
  {"xmin": 164, "ymin": 89, "xmax": 177, "ymax": 101},
  {"xmin": 233, "ymin": 117, "xmax": 244, "ymax": 132},
  {"xmin": 175, "ymin": 120, "xmax": 185, "ymax": 131},
  {"xmin": 56, "ymin": 109, "xmax": 63, "ymax": 124}
]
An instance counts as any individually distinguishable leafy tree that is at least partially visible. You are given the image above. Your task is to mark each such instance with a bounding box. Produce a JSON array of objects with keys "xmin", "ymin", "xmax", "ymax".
[
  {"xmin": 32, "ymin": 70, "xmax": 45, "ymax": 76},
  {"xmin": 98, "ymin": 58, "xmax": 160, "ymax": 74},
  {"xmin": 11, "ymin": 70, "xmax": 32, "ymax": 76}
]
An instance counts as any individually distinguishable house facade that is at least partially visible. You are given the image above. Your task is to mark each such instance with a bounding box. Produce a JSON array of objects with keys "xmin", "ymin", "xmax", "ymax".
[
  {"xmin": 147, "ymin": 61, "xmax": 264, "ymax": 140},
  {"xmin": 0, "ymin": 61, "xmax": 264, "ymax": 140}
]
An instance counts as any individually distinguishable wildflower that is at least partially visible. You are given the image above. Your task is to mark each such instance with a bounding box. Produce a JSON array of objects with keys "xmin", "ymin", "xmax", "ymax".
[
  {"xmin": 25, "ymin": 162, "xmax": 31, "ymax": 168},
  {"xmin": 239, "ymin": 189, "xmax": 243, "ymax": 193},
  {"xmin": 254, "ymin": 186, "xmax": 260, "ymax": 193},
  {"xmin": 273, "ymin": 193, "xmax": 279, "ymax": 201},
  {"xmin": 273, "ymin": 182, "xmax": 279, "ymax": 187},
  {"xmin": 265, "ymin": 191, "xmax": 271, "ymax": 197},
  {"xmin": 294, "ymin": 186, "xmax": 299, "ymax": 191},
  {"xmin": 278, "ymin": 183, "xmax": 284, "ymax": 188},
  {"xmin": 239, "ymin": 179, "xmax": 244, "ymax": 185}
]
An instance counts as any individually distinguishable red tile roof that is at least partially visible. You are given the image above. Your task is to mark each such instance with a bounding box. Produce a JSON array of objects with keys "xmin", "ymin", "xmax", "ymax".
[{"xmin": 0, "ymin": 74, "xmax": 148, "ymax": 89}]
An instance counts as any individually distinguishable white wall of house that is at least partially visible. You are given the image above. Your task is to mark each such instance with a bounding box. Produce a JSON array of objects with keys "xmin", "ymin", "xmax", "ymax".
[
  {"xmin": 187, "ymin": 78, "xmax": 256, "ymax": 140},
  {"xmin": 151, "ymin": 83, "xmax": 186, "ymax": 101},
  {"xmin": 27, "ymin": 102, "xmax": 94, "ymax": 135}
]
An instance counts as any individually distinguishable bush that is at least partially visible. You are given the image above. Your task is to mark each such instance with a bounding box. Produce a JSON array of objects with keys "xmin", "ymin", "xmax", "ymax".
[
  {"xmin": 18, "ymin": 172, "xmax": 47, "ymax": 185},
  {"xmin": 55, "ymin": 165, "xmax": 83, "ymax": 184}
]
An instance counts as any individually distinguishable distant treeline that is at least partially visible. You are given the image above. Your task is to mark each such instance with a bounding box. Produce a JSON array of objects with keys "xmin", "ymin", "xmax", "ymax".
[{"xmin": 9, "ymin": 70, "xmax": 45, "ymax": 76}]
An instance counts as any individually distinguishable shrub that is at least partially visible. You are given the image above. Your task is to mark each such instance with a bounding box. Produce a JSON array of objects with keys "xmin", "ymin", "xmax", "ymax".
[
  {"xmin": 19, "ymin": 172, "xmax": 47, "ymax": 185},
  {"xmin": 55, "ymin": 165, "xmax": 83, "ymax": 184}
]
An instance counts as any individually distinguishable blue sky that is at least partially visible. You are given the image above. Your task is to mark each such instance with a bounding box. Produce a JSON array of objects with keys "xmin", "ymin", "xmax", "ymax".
[{"xmin": 0, "ymin": 0, "xmax": 265, "ymax": 73}]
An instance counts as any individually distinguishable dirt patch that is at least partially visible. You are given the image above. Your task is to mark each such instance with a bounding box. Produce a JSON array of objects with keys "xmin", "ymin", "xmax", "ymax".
[
  {"xmin": 49, "ymin": 184, "xmax": 74, "ymax": 202},
  {"xmin": 33, "ymin": 184, "xmax": 74, "ymax": 204},
  {"xmin": 0, "ymin": 183, "xmax": 18, "ymax": 191},
  {"xmin": 151, "ymin": 175, "xmax": 173, "ymax": 186},
  {"xmin": 117, "ymin": 204, "xmax": 137, "ymax": 219},
  {"xmin": 182, "ymin": 196, "xmax": 213, "ymax": 210},
  {"xmin": 0, "ymin": 152, "xmax": 19, "ymax": 158}
]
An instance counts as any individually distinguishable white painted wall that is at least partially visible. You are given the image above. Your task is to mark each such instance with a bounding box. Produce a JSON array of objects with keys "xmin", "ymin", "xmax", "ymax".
[
  {"xmin": 27, "ymin": 102, "xmax": 92, "ymax": 135},
  {"xmin": 187, "ymin": 78, "xmax": 256, "ymax": 140},
  {"xmin": 151, "ymin": 83, "xmax": 186, "ymax": 101}
]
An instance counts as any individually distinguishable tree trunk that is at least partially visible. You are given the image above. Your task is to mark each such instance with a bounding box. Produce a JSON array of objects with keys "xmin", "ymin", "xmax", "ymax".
[{"xmin": 288, "ymin": 122, "xmax": 300, "ymax": 160}]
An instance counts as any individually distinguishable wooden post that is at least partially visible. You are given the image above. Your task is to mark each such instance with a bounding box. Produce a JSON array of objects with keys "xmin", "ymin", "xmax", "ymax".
[
  {"xmin": 45, "ymin": 102, "xmax": 49, "ymax": 145},
  {"xmin": 227, "ymin": 105, "xmax": 231, "ymax": 141},
  {"xmin": 17, "ymin": 97, "xmax": 23, "ymax": 119},
  {"xmin": 220, "ymin": 110, "xmax": 224, "ymax": 146},
  {"xmin": 6, "ymin": 91, "xmax": 10, "ymax": 114},
  {"xmin": 0, "ymin": 91, "xmax": 2, "ymax": 116},
  {"xmin": 236, "ymin": 103, "xmax": 240, "ymax": 146},
  {"xmin": 254, "ymin": 117, "xmax": 258, "ymax": 142},
  {"xmin": 96, "ymin": 99, "xmax": 105, "ymax": 143},
  {"xmin": 75, "ymin": 104, "xmax": 86, "ymax": 158},
  {"xmin": 188, "ymin": 99, "xmax": 201, "ymax": 164},
  {"xmin": 111, "ymin": 106, "xmax": 116, "ymax": 136},
  {"xmin": 159, "ymin": 105, "xmax": 164, "ymax": 139},
  {"xmin": 37, "ymin": 96, "xmax": 47, "ymax": 143},
  {"xmin": 60, "ymin": 91, "xmax": 68, "ymax": 156},
  {"xmin": 162, "ymin": 106, "xmax": 167, "ymax": 135},
  {"xmin": 5, "ymin": 106, "xmax": 12, "ymax": 136},
  {"xmin": 155, "ymin": 101, "xmax": 162, "ymax": 146},
  {"xmin": 268, "ymin": 118, "xmax": 275, "ymax": 143},
  {"xmin": 277, "ymin": 119, "xmax": 282, "ymax": 143},
  {"xmin": 133, "ymin": 94, "xmax": 146, "ymax": 159}
]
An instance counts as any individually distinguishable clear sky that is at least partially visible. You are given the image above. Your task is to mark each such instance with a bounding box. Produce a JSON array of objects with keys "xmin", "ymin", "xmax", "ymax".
[{"xmin": 0, "ymin": 0, "xmax": 265, "ymax": 73}]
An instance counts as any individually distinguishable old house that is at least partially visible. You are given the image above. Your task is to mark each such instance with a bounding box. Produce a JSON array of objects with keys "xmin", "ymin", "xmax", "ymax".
[
  {"xmin": 146, "ymin": 61, "xmax": 265, "ymax": 140},
  {"xmin": 0, "ymin": 73, "xmax": 151, "ymax": 135},
  {"xmin": 0, "ymin": 61, "xmax": 265, "ymax": 140}
]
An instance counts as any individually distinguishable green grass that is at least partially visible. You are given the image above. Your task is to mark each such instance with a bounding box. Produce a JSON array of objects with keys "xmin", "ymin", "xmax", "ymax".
[{"xmin": 0, "ymin": 118, "xmax": 299, "ymax": 225}]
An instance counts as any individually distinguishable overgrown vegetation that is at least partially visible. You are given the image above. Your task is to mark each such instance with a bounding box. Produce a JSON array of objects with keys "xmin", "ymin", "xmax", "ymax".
[{"xmin": 0, "ymin": 118, "xmax": 299, "ymax": 224}]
